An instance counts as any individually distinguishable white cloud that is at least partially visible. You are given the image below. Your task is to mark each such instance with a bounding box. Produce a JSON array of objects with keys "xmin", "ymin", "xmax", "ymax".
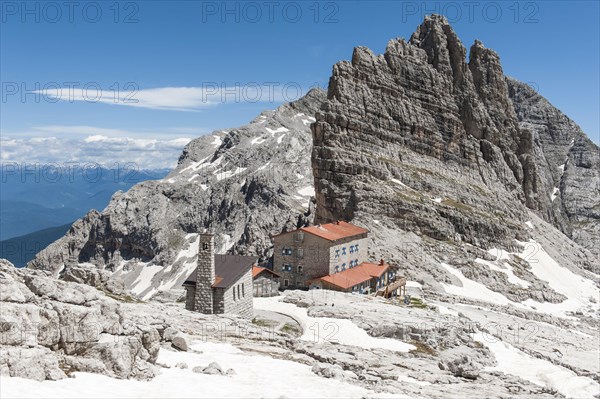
[
  {"xmin": 35, "ymin": 84, "xmax": 307, "ymax": 111},
  {"xmin": 0, "ymin": 126, "xmax": 201, "ymax": 169}
]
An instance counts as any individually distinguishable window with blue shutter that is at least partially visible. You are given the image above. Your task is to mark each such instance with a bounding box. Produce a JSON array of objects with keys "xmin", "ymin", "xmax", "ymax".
[
  {"xmin": 342, "ymin": 247, "xmax": 347, "ymax": 255},
  {"xmin": 341, "ymin": 263, "xmax": 346, "ymax": 271}
]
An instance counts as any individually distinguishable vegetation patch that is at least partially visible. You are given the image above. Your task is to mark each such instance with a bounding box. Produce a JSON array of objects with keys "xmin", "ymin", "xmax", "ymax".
[
  {"xmin": 251, "ymin": 317, "xmax": 278, "ymax": 328},
  {"xmin": 409, "ymin": 340, "xmax": 437, "ymax": 356},
  {"xmin": 281, "ymin": 322, "xmax": 301, "ymax": 336},
  {"xmin": 100, "ymin": 289, "xmax": 140, "ymax": 303},
  {"xmin": 409, "ymin": 297, "xmax": 428, "ymax": 309},
  {"xmin": 441, "ymin": 198, "xmax": 473, "ymax": 212}
]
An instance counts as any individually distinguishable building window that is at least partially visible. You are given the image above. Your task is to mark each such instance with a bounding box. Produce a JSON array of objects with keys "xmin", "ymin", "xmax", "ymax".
[
  {"xmin": 297, "ymin": 265, "xmax": 303, "ymax": 273},
  {"xmin": 297, "ymin": 248, "xmax": 304, "ymax": 258},
  {"xmin": 335, "ymin": 249, "xmax": 340, "ymax": 258},
  {"xmin": 341, "ymin": 247, "xmax": 347, "ymax": 255},
  {"xmin": 282, "ymin": 264, "xmax": 292, "ymax": 272},
  {"xmin": 282, "ymin": 247, "xmax": 293, "ymax": 256},
  {"xmin": 203, "ymin": 242, "xmax": 209, "ymax": 251},
  {"xmin": 284, "ymin": 279, "xmax": 289, "ymax": 287},
  {"xmin": 233, "ymin": 287, "xmax": 236, "ymax": 301},
  {"xmin": 295, "ymin": 232, "xmax": 304, "ymax": 242},
  {"xmin": 242, "ymin": 284, "xmax": 245, "ymax": 297},
  {"xmin": 334, "ymin": 266, "xmax": 339, "ymax": 273},
  {"xmin": 355, "ymin": 244, "xmax": 359, "ymax": 251},
  {"xmin": 341, "ymin": 263, "xmax": 346, "ymax": 271},
  {"xmin": 349, "ymin": 245, "xmax": 354, "ymax": 254}
]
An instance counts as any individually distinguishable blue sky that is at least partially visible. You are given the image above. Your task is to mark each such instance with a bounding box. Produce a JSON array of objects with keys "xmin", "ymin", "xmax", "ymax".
[{"xmin": 1, "ymin": 0, "xmax": 598, "ymax": 168}]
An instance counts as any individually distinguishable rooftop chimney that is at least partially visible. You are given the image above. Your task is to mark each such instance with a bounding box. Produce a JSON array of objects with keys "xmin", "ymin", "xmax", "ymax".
[
  {"xmin": 379, "ymin": 258, "xmax": 385, "ymax": 266},
  {"xmin": 194, "ymin": 232, "xmax": 215, "ymax": 314}
]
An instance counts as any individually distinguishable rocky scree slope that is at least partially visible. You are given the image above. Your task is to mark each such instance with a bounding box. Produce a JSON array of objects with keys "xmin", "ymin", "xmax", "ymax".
[
  {"xmin": 28, "ymin": 90, "xmax": 326, "ymax": 289},
  {"xmin": 312, "ymin": 15, "xmax": 599, "ymax": 259}
]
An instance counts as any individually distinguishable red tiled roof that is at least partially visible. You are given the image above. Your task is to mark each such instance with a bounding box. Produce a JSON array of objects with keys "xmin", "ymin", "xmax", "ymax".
[
  {"xmin": 316, "ymin": 262, "xmax": 389, "ymax": 289},
  {"xmin": 252, "ymin": 266, "xmax": 281, "ymax": 278},
  {"xmin": 300, "ymin": 221, "xmax": 368, "ymax": 242}
]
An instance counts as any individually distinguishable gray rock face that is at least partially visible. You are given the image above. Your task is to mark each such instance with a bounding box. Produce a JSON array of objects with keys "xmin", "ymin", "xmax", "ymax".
[
  {"xmin": 0, "ymin": 259, "xmax": 159, "ymax": 381},
  {"xmin": 28, "ymin": 89, "xmax": 327, "ymax": 293},
  {"xmin": 507, "ymin": 78, "xmax": 600, "ymax": 257},
  {"xmin": 311, "ymin": 14, "xmax": 599, "ymax": 255}
]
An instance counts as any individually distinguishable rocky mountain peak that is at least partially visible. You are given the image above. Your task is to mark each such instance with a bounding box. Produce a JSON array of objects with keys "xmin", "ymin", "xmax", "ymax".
[
  {"xmin": 409, "ymin": 14, "xmax": 468, "ymax": 85},
  {"xmin": 313, "ymin": 15, "xmax": 599, "ymax": 259}
]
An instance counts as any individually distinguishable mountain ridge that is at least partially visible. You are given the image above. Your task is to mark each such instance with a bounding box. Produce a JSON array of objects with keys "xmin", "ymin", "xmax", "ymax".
[{"xmin": 26, "ymin": 15, "xmax": 599, "ymax": 299}]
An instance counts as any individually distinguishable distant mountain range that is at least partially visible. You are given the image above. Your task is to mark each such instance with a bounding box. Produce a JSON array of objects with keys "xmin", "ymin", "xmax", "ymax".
[
  {"xmin": 0, "ymin": 223, "xmax": 72, "ymax": 267},
  {"xmin": 1, "ymin": 166, "xmax": 169, "ymax": 241}
]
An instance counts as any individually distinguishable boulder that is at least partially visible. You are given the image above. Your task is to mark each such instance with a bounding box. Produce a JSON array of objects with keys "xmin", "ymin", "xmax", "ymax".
[{"xmin": 171, "ymin": 333, "xmax": 190, "ymax": 352}]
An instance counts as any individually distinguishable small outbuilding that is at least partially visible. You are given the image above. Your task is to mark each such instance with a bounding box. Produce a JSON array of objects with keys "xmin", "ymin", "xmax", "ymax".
[{"xmin": 252, "ymin": 266, "xmax": 281, "ymax": 297}]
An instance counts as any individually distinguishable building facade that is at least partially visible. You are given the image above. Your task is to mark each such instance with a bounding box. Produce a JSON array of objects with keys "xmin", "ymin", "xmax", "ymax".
[
  {"xmin": 309, "ymin": 260, "xmax": 402, "ymax": 294},
  {"xmin": 183, "ymin": 233, "xmax": 255, "ymax": 318},
  {"xmin": 272, "ymin": 221, "xmax": 369, "ymax": 289},
  {"xmin": 252, "ymin": 266, "xmax": 280, "ymax": 297}
]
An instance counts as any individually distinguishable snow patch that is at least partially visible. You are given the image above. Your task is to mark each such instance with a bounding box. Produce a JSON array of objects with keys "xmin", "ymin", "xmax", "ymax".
[
  {"xmin": 517, "ymin": 240, "xmax": 599, "ymax": 317},
  {"xmin": 254, "ymin": 296, "xmax": 415, "ymax": 352},
  {"xmin": 129, "ymin": 265, "xmax": 164, "ymax": 299},
  {"xmin": 215, "ymin": 167, "xmax": 247, "ymax": 182},
  {"xmin": 525, "ymin": 221, "xmax": 533, "ymax": 229},
  {"xmin": 551, "ymin": 187, "xmax": 560, "ymax": 202},
  {"xmin": 473, "ymin": 332, "xmax": 599, "ymax": 398},
  {"xmin": 1, "ymin": 341, "xmax": 382, "ymax": 398},
  {"xmin": 251, "ymin": 137, "xmax": 266, "ymax": 145},
  {"xmin": 298, "ymin": 186, "xmax": 315, "ymax": 197},
  {"xmin": 390, "ymin": 178, "xmax": 416, "ymax": 191},
  {"xmin": 211, "ymin": 135, "xmax": 222, "ymax": 147},
  {"xmin": 435, "ymin": 304, "xmax": 459, "ymax": 317},
  {"xmin": 475, "ymin": 258, "xmax": 531, "ymax": 288},
  {"xmin": 265, "ymin": 127, "xmax": 289, "ymax": 136},
  {"xmin": 439, "ymin": 263, "xmax": 520, "ymax": 307},
  {"xmin": 276, "ymin": 134, "xmax": 286, "ymax": 144},
  {"xmin": 178, "ymin": 156, "xmax": 211, "ymax": 175},
  {"xmin": 220, "ymin": 233, "xmax": 235, "ymax": 253},
  {"xmin": 257, "ymin": 162, "xmax": 271, "ymax": 171}
]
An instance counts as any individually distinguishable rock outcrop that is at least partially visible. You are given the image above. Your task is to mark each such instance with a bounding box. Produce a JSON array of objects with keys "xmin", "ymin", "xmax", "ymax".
[{"xmin": 0, "ymin": 259, "xmax": 159, "ymax": 381}]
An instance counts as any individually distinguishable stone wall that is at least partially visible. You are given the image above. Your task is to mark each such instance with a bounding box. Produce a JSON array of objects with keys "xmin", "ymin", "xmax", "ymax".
[
  {"xmin": 194, "ymin": 233, "xmax": 215, "ymax": 314},
  {"xmin": 184, "ymin": 285, "xmax": 196, "ymax": 311},
  {"xmin": 222, "ymin": 268, "xmax": 253, "ymax": 318},
  {"xmin": 213, "ymin": 288, "xmax": 225, "ymax": 314}
]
